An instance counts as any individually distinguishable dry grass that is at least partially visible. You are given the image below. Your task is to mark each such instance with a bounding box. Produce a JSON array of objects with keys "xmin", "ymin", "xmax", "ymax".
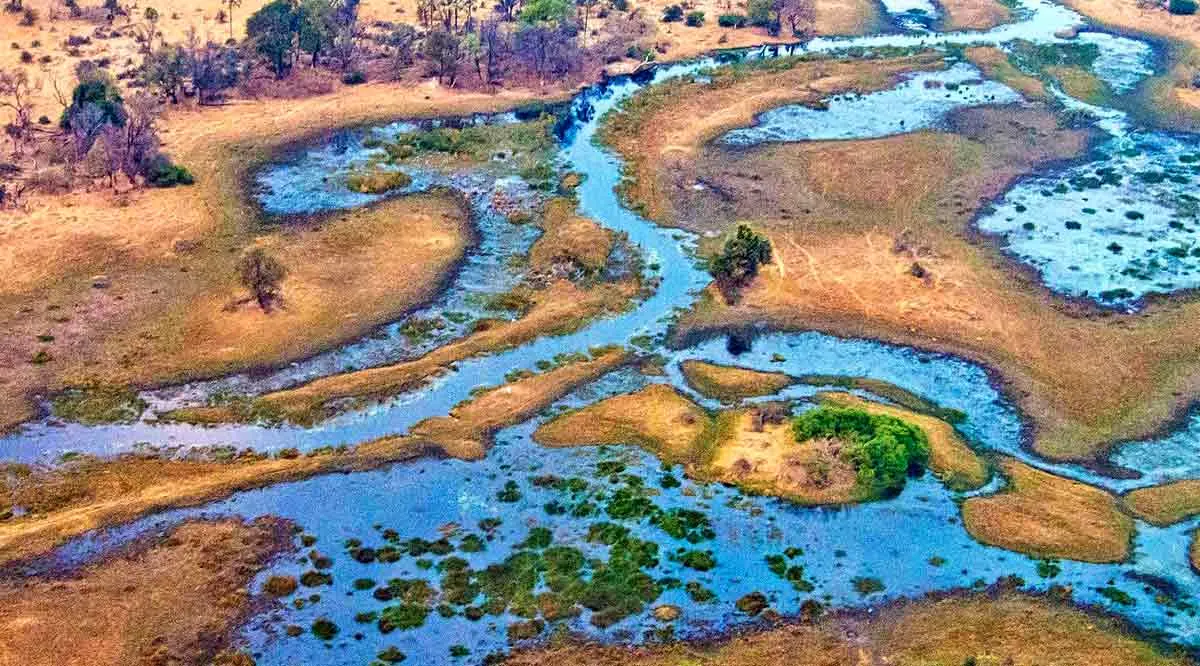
[
  {"xmin": 1045, "ymin": 64, "xmax": 1110, "ymax": 105},
  {"xmin": 0, "ymin": 350, "xmax": 628, "ymax": 564},
  {"xmin": 534, "ymin": 383, "xmax": 712, "ymax": 460},
  {"xmin": 940, "ymin": 0, "xmax": 1012, "ymax": 31},
  {"xmin": 679, "ymin": 359, "xmax": 794, "ymax": 401},
  {"xmin": 537, "ymin": 385, "xmax": 983, "ymax": 503},
  {"xmin": 961, "ymin": 457, "xmax": 1134, "ymax": 563},
  {"xmin": 0, "ymin": 80, "xmax": 566, "ymax": 431},
  {"xmin": 505, "ymin": 591, "xmax": 1191, "ymax": 666},
  {"xmin": 167, "ymin": 277, "xmax": 636, "ymax": 426},
  {"xmin": 0, "ymin": 517, "xmax": 292, "ymax": 666},
  {"xmin": 600, "ymin": 52, "xmax": 947, "ymax": 223},
  {"xmin": 1122, "ymin": 479, "xmax": 1200, "ymax": 527},
  {"xmin": 965, "ymin": 46, "xmax": 1048, "ymax": 100},
  {"xmin": 600, "ymin": 66, "xmax": 1200, "ymax": 465},
  {"xmin": 528, "ymin": 197, "xmax": 615, "ymax": 274},
  {"xmin": 405, "ymin": 347, "xmax": 632, "ymax": 454},
  {"xmin": 819, "ymin": 391, "xmax": 988, "ymax": 491},
  {"xmin": 710, "ymin": 408, "xmax": 863, "ymax": 504}
]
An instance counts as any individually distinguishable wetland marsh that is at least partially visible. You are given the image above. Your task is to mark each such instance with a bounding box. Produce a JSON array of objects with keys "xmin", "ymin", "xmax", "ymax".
[{"xmin": 5, "ymin": 0, "xmax": 1200, "ymax": 663}]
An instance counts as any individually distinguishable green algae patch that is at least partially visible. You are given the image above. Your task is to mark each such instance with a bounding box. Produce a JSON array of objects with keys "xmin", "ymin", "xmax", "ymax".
[{"xmin": 50, "ymin": 384, "xmax": 147, "ymax": 425}]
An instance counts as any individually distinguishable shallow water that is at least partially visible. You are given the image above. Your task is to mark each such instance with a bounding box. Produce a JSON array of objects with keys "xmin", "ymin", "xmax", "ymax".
[
  {"xmin": 5, "ymin": 0, "xmax": 1200, "ymax": 661},
  {"xmin": 720, "ymin": 61, "xmax": 1022, "ymax": 145}
]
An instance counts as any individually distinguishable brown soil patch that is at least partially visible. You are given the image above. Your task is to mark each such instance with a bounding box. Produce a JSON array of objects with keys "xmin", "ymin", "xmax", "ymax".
[
  {"xmin": 505, "ymin": 591, "xmax": 1191, "ymax": 666},
  {"xmin": 0, "ymin": 517, "xmax": 293, "ymax": 666},
  {"xmin": 679, "ymin": 359, "xmax": 794, "ymax": 400},
  {"xmin": 961, "ymin": 457, "xmax": 1134, "ymax": 563}
]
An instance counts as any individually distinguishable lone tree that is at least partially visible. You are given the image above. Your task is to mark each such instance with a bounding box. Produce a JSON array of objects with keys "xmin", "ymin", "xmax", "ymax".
[
  {"xmin": 237, "ymin": 247, "xmax": 287, "ymax": 311},
  {"xmin": 709, "ymin": 223, "xmax": 771, "ymax": 302}
]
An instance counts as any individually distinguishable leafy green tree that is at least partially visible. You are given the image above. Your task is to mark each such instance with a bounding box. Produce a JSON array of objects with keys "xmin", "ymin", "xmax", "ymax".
[
  {"xmin": 709, "ymin": 223, "xmax": 771, "ymax": 301},
  {"xmin": 792, "ymin": 406, "xmax": 930, "ymax": 499},
  {"xmin": 422, "ymin": 28, "xmax": 461, "ymax": 84},
  {"xmin": 247, "ymin": 0, "xmax": 299, "ymax": 78},
  {"xmin": 141, "ymin": 45, "xmax": 188, "ymax": 103},
  {"xmin": 297, "ymin": 0, "xmax": 335, "ymax": 65},
  {"xmin": 520, "ymin": 0, "xmax": 572, "ymax": 23}
]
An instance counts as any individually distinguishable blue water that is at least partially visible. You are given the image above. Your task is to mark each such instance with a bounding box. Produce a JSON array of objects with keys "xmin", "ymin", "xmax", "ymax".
[{"xmin": 2, "ymin": 0, "xmax": 1200, "ymax": 663}]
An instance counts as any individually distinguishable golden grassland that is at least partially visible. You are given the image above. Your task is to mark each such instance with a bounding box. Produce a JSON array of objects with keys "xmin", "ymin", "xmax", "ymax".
[
  {"xmin": 535, "ymin": 383, "xmax": 713, "ymax": 461},
  {"xmin": 940, "ymin": 0, "xmax": 1012, "ymax": 31},
  {"xmin": 166, "ymin": 277, "xmax": 637, "ymax": 426},
  {"xmin": 598, "ymin": 59, "xmax": 1200, "ymax": 466},
  {"xmin": 598, "ymin": 51, "xmax": 948, "ymax": 222},
  {"xmin": 505, "ymin": 591, "xmax": 1193, "ymax": 666},
  {"xmin": 962, "ymin": 457, "xmax": 1134, "ymax": 563},
  {"xmin": 679, "ymin": 359, "xmax": 794, "ymax": 401},
  {"xmin": 1122, "ymin": 479, "xmax": 1200, "ymax": 526},
  {"xmin": 535, "ymin": 383, "xmax": 987, "ymax": 503},
  {"xmin": 528, "ymin": 197, "xmax": 615, "ymax": 274},
  {"xmin": 0, "ymin": 518, "xmax": 292, "ymax": 666},
  {"xmin": 0, "ymin": 83, "xmax": 571, "ymax": 432},
  {"xmin": 0, "ymin": 350, "xmax": 629, "ymax": 565}
]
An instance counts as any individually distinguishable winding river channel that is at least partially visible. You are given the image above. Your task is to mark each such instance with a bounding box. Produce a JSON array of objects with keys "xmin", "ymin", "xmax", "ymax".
[{"xmin": 6, "ymin": 0, "xmax": 1200, "ymax": 662}]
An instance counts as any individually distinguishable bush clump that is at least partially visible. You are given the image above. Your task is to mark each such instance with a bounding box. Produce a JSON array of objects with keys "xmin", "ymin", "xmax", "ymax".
[
  {"xmin": 146, "ymin": 155, "xmax": 194, "ymax": 187},
  {"xmin": 661, "ymin": 4, "xmax": 683, "ymax": 20},
  {"xmin": 263, "ymin": 575, "xmax": 298, "ymax": 596},
  {"xmin": 718, "ymin": 12, "xmax": 747, "ymax": 26},
  {"xmin": 792, "ymin": 406, "xmax": 930, "ymax": 499},
  {"xmin": 685, "ymin": 10, "xmax": 705, "ymax": 25},
  {"xmin": 1168, "ymin": 0, "xmax": 1197, "ymax": 14},
  {"xmin": 311, "ymin": 617, "xmax": 339, "ymax": 640},
  {"xmin": 710, "ymin": 224, "xmax": 772, "ymax": 302},
  {"xmin": 345, "ymin": 167, "xmax": 412, "ymax": 194}
]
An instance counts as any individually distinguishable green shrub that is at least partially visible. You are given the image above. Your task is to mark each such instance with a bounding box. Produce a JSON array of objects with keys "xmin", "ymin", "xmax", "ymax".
[
  {"xmin": 662, "ymin": 4, "xmax": 683, "ymax": 20},
  {"xmin": 341, "ymin": 70, "xmax": 367, "ymax": 84},
  {"xmin": 1169, "ymin": 0, "xmax": 1197, "ymax": 13},
  {"xmin": 685, "ymin": 10, "xmax": 704, "ymax": 25},
  {"xmin": 146, "ymin": 155, "xmax": 194, "ymax": 187},
  {"xmin": 709, "ymin": 224, "xmax": 772, "ymax": 298},
  {"xmin": 310, "ymin": 617, "xmax": 339, "ymax": 640},
  {"xmin": 792, "ymin": 406, "xmax": 930, "ymax": 498},
  {"xmin": 717, "ymin": 12, "xmax": 747, "ymax": 26}
]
